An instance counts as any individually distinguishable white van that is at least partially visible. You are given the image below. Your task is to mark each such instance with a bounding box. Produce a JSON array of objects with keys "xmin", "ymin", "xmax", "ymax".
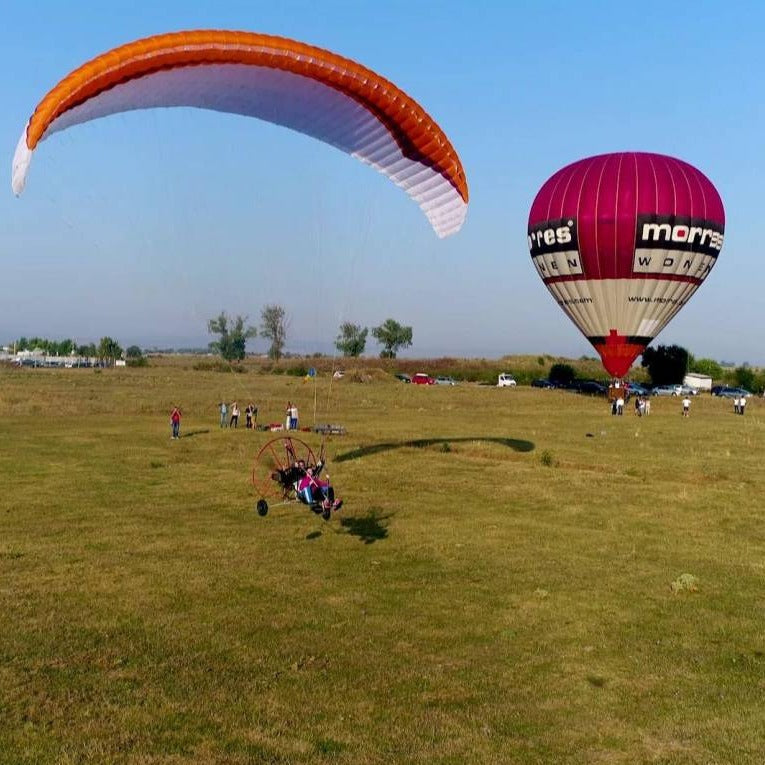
[
  {"xmin": 497, "ymin": 373, "xmax": 517, "ymax": 387},
  {"xmin": 683, "ymin": 373, "xmax": 712, "ymax": 393}
]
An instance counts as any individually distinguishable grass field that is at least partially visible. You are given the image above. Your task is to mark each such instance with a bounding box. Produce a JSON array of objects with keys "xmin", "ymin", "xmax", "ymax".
[{"xmin": 1, "ymin": 360, "xmax": 764, "ymax": 764}]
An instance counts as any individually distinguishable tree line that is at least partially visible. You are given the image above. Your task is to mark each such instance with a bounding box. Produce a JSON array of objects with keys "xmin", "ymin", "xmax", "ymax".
[
  {"xmin": 207, "ymin": 307, "xmax": 413, "ymax": 362},
  {"xmin": 10, "ymin": 336, "xmax": 134, "ymax": 361},
  {"xmin": 545, "ymin": 344, "xmax": 763, "ymax": 391},
  {"xmin": 641, "ymin": 344, "xmax": 763, "ymax": 390},
  {"xmin": 12, "ymin": 329, "xmax": 760, "ymax": 390}
]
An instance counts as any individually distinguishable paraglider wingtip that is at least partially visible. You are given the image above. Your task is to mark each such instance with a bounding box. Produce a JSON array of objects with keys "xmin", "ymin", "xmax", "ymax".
[
  {"xmin": 429, "ymin": 204, "xmax": 467, "ymax": 239},
  {"xmin": 12, "ymin": 127, "xmax": 32, "ymax": 196}
]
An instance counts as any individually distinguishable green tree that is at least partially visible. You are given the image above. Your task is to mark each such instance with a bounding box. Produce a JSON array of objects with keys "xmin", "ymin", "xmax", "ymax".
[
  {"xmin": 77, "ymin": 342, "xmax": 97, "ymax": 357},
  {"xmin": 371, "ymin": 319, "xmax": 413, "ymax": 359},
  {"xmin": 548, "ymin": 363, "xmax": 576, "ymax": 386},
  {"xmin": 208, "ymin": 312, "xmax": 257, "ymax": 362},
  {"xmin": 13, "ymin": 337, "xmax": 75, "ymax": 355},
  {"xmin": 641, "ymin": 344, "xmax": 690, "ymax": 385},
  {"xmin": 260, "ymin": 305, "xmax": 288, "ymax": 361},
  {"xmin": 734, "ymin": 365, "xmax": 757, "ymax": 391},
  {"xmin": 125, "ymin": 345, "xmax": 143, "ymax": 359},
  {"xmin": 335, "ymin": 322, "xmax": 368, "ymax": 357},
  {"xmin": 50, "ymin": 339, "xmax": 74, "ymax": 355},
  {"xmin": 688, "ymin": 357, "xmax": 723, "ymax": 379},
  {"xmin": 97, "ymin": 337, "xmax": 123, "ymax": 361}
]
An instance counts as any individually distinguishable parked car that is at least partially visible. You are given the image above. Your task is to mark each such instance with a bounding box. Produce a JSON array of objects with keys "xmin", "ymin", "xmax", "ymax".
[
  {"xmin": 715, "ymin": 386, "xmax": 752, "ymax": 398},
  {"xmin": 578, "ymin": 380, "xmax": 607, "ymax": 396},
  {"xmin": 435, "ymin": 376, "xmax": 456, "ymax": 385},
  {"xmin": 394, "ymin": 373, "xmax": 411, "ymax": 383},
  {"xmin": 651, "ymin": 384, "xmax": 682, "ymax": 396},
  {"xmin": 412, "ymin": 373, "xmax": 436, "ymax": 385},
  {"xmin": 625, "ymin": 382, "xmax": 651, "ymax": 396},
  {"xmin": 531, "ymin": 378, "xmax": 557, "ymax": 389},
  {"xmin": 677, "ymin": 385, "xmax": 699, "ymax": 396},
  {"xmin": 497, "ymin": 373, "xmax": 517, "ymax": 387}
]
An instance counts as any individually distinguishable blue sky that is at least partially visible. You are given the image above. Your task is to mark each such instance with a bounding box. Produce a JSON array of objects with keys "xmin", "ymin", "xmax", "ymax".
[{"xmin": 2, "ymin": 1, "xmax": 764, "ymax": 363}]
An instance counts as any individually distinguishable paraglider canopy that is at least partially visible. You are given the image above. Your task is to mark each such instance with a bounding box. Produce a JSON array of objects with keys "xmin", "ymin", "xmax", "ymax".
[
  {"xmin": 527, "ymin": 152, "xmax": 724, "ymax": 378},
  {"xmin": 12, "ymin": 29, "xmax": 468, "ymax": 238}
]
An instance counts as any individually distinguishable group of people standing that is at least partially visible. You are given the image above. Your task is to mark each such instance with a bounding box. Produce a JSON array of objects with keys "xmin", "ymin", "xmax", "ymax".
[
  {"xmin": 219, "ymin": 401, "xmax": 259, "ymax": 429},
  {"xmin": 214, "ymin": 400, "xmax": 300, "ymax": 430},
  {"xmin": 609, "ymin": 392, "xmax": 750, "ymax": 419},
  {"xmin": 611, "ymin": 394, "xmax": 652, "ymax": 416},
  {"xmin": 634, "ymin": 396, "xmax": 651, "ymax": 416},
  {"xmin": 170, "ymin": 398, "xmax": 299, "ymax": 438}
]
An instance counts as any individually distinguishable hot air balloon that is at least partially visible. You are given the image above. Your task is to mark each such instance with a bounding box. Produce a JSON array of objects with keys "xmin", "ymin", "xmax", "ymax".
[
  {"xmin": 527, "ymin": 152, "xmax": 724, "ymax": 378},
  {"xmin": 12, "ymin": 30, "xmax": 468, "ymax": 238}
]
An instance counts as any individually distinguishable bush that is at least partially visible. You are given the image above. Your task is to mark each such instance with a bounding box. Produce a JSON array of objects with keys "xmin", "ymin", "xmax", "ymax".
[
  {"xmin": 193, "ymin": 360, "xmax": 246, "ymax": 373},
  {"xmin": 734, "ymin": 365, "xmax": 757, "ymax": 391},
  {"xmin": 126, "ymin": 357, "xmax": 149, "ymax": 367},
  {"xmin": 549, "ymin": 363, "xmax": 576, "ymax": 386},
  {"xmin": 689, "ymin": 357, "xmax": 723, "ymax": 379}
]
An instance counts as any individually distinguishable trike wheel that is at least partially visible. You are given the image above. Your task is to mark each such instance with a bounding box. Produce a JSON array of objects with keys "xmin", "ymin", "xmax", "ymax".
[{"xmin": 252, "ymin": 436, "xmax": 318, "ymax": 503}]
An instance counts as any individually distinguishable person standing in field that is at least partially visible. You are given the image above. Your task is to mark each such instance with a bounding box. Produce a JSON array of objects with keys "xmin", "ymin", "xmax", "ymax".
[
  {"xmin": 682, "ymin": 396, "xmax": 691, "ymax": 417},
  {"xmin": 286, "ymin": 402, "xmax": 293, "ymax": 430},
  {"xmin": 170, "ymin": 406, "xmax": 182, "ymax": 439},
  {"xmin": 245, "ymin": 403, "xmax": 253, "ymax": 429},
  {"xmin": 290, "ymin": 402, "xmax": 299, "ymax": 430},
  {"xmin": 739, "ymin": 396, "xmax": 747, "ymax": 416},
  {"xmin": 219, "ymin": 401, "xmax": 228, "ymax": 428},
  {"xmin": 230, "ymin": 401, "xmax": 240, "ymax": 428}
]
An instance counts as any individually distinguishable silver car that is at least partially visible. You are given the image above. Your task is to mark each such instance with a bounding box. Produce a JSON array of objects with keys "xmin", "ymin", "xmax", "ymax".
[{"xmin": 651, "ymin": 384, "xmax": 682, "ymax": 396}]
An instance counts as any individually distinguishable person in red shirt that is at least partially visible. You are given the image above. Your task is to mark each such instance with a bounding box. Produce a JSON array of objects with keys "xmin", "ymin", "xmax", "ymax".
[{"xmin": 170, "ymin": 406, "xmax": 182, "ymax": 439}]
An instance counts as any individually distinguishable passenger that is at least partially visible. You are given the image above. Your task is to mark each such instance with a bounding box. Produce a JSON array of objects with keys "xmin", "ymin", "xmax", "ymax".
[{"xmin": 296, "ymin": 460, "xmax": 342, "ymax": 511}]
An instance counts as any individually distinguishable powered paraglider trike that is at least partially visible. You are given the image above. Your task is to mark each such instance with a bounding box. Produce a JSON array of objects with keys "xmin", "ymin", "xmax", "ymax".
[{"xmin": 252, "ymin": 436, "xmax": 339, "ymax": 521}]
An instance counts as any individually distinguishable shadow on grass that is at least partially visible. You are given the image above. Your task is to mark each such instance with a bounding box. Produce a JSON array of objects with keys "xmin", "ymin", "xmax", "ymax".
[
  {"xmin": 306, "ymin": 530, "xmax": 322, "ymax": 541},
  {"xmin": 339, "ymin": 507, "xmax": 391, "ymax": 544},
  {"xmin": 334, "ymin": 436, "xmax": 534, "ymax": 463},
  {"xmin": 181, "ymin": 429, "xmax": 210, "ymax": 439}
]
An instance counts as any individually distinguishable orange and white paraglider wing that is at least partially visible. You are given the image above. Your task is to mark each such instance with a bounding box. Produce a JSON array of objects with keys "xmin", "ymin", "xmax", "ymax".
[{"xmin": 12, "ymin": 30, "xmax": 468, "ymax": 238}]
